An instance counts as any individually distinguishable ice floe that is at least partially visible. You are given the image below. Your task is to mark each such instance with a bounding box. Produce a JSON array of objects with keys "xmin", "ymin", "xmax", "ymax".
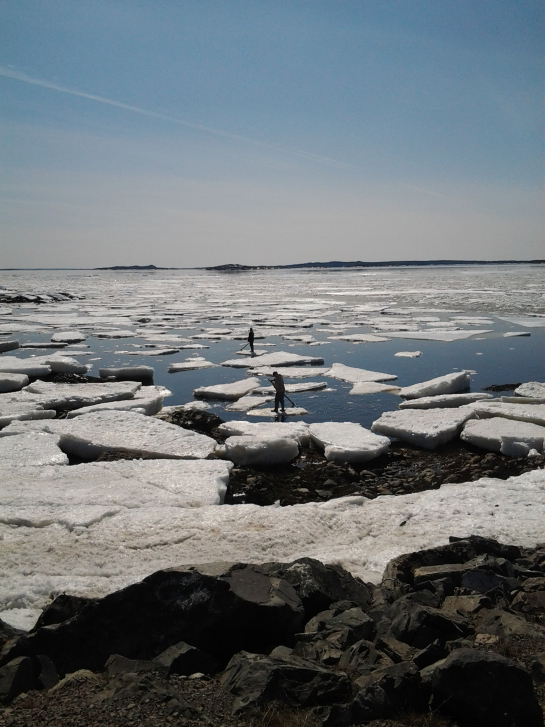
[
  {"xmin": 246, "ymin": 407, "xmax": 308, "ymax": 417},
  {"xmin": 394, "ymin": 351, "xmax": 422, "ymax": 358},
  {"xmin": 0, "ymin": 410, "xmax": 217, "ymax": 460},
  {"xmin": 349, "ymin": 382, "xmax": 401, "ymax": 395},
  {"xmin": 193, "ymin": 377, "xmax": 261, "ymax": 400},
  {"xmin": 0, "ymin": 373, "xmax": 29, "ymax": 393},
  {"xmin": 0, "ymin": 340, "xmax": 19, "ymax": 353},
  {"xmin": 371, "ymin": 406, "xmax": 475, "ymax": 449},
  {"xmin": 226, "ymin": 395, "xmax": 274, "ymax": 412},
  {"xmin": 221, "ymin": 351, "xmax": 324, "ymax": 368},
  {"xmin": 217, "ymin": 435, "xmax": 299, "ymax": 466},
  {"xmin": 50, "ymin": 331, "xmax": 87, "ymax": 343},
  {"xmin": 470, "ymin": 402, "xmax": 545, "ymax": 427},
  {"xmin": 22, "ymin": 380, "xmax": 142, "ymax": 410},
  {"xmin": 247, "ymin": 366, "xmax": 330, "ymax": 378},
  {"xmin": 99, "ymin": 365, "xmax": 154, "ymax": 381},
  {"xmin": 254, "ymin": 381, "xmax": 327, "ymax": 395},
  {"xmin": 326, "ymin": 363, "xmax": 398, "ymax": 384},
  {"xmin": 398, "ymin": 371, "xmax": 471, "ymax": 399},
  {"xmin": 0, "ymin": 356, "xmax": 52, "ymax": 377},
  {"xmin": 461, "ymin": 418, "xmax": 545, "ymax": 455},
  {"xmin": 385, "ymin": 330, "xmax": 493, "ymax": 341},
  {"xmin": 504, "ymin": 331, "xmax": 530, "ymax": 337},
  {"xmin": 399, "ymin": 393, "xmax": 493, "ymax": 409},
  {"xmin": 65, "ymin": 386, "xmax": 170, "ymax": 418},
  {"xmin": 328, "ymin": 334, "xmax": 389, "ymax": 343},
  {"xmin": 0, "ymin": 432, "xmax": 68, "ymax": 467},
  {"xmin": 216, "ymin": 420, "xmax": 311, "ymax": 446},
  {"xmin": 168, "ymin": 360, "xmax": 217, "ymax": 372},
  {"xmin": 309, "ymin": 422, "xmax": 390, "ymax": 463},
  {"xmin": 515, "ymin": 382, "xmax": 545, "ymax": 399}
]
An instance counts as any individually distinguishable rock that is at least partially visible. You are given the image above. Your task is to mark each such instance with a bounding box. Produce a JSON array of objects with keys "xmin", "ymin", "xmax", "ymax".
[
  {"xmin": 475, "ymin": 608, "xmax": 544, "ymax": 639},
  {"xmin": 441, "ymin": 595, "xmax": 490, "ymax": 615},
  {"xmin": 0, "ymin": 619, "xmax": 23, "ymax": 651},
  {"xmin": 0, "ymin": 656, "xmax": 35, "ymax": 704},
  {"xmin": 387, "ymin": 599, "xmax": 471, "ymax": 648},
  {"xmin": 375, "ymin": 637, "xmax": 417, "ymax": 664},
  {"xmin": 337, "ymin": 639, "xmax": 394, "ymax": 675},
  {"xmin": 32, "ymin": 594, "xmax": 95, "ymax": 631},
  {"xmin": 323, "ymin": 662, "xmax": 421, "ymax": 726},
  {"xmin": 0, "ymin": 564, "xmax": 304, "ymax": 676},
  {"xmin": 105, "ymin": 653, "xmax": 164, "ymax": 677},
  {"xmin": 411, "ymin": 640, "xmax": 448, "ymax": 669},
  {"xmin": 461, "ymin": 569, "xmax": 510, "ymax": 594},
  {"xmin": 304, "ymin": 607, "xmax": 376, "ymax": 643},
  {"xmin": 430, "ymin": 648, "xmax": 544, "ymax": 727},
  {"xmin": 153, "ymin": 641, "xmax": 219, "ymax": 676},
  {"xmin": 33, "ymin": 654, "xmax": 59, "ymax": 689},
  {"xmin": 221, "ymin": 651, "xmax": 351, "ymax": 712},
  {"xmin": 261, "ymin": 557, "xmax": 374, "ymax": 620}
]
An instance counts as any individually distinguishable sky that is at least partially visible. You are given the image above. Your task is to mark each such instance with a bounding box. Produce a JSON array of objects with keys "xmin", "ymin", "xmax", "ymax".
[{"xmin": 0, "ymin": 0, "xmax": 543, "ymax": 268}]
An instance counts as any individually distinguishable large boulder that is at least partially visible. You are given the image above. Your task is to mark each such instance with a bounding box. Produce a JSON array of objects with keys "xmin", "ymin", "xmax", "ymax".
[
  {"xmin": 0, "ymin": 564, "xmax": 304, "ymax": 676},
  {"xmin": 221, "ymin": 651, "xmax": 351, "ymax": 712},
  {"xmin": 386, "ymin": 598, "xmax": 471, "ymax": 648},
  {"xmin": 430, "ymin": 649, "xmax": 544, "ymax": 727}
]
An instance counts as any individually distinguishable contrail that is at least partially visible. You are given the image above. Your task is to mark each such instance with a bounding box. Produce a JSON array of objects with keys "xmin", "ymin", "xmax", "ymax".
[{"xmin": 0, "ymin": 66, "xmax": 352, "ymax": 169}]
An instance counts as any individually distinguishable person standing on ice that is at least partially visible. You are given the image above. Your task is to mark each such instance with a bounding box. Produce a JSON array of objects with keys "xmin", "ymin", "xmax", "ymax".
[
  {"xmin": 271, "ymin": 371, "xmax": 286, "ymax": 414},
  {"xmin": 247, "ymin": 326, "xmax": 255, "ymax": 355}
]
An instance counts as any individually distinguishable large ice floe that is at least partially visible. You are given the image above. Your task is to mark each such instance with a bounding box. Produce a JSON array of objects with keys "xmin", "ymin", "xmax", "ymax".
[
  {"xmin": 15, "ymin": 380, "xmax": 142, "ymax": 410},
  {"xmin": 349, "ymin": 382, "xmax": 401, "ymax": 395},
  {"xmin": 470, "ymin": 402, "xmax": 545, "ymax": 427},
  {"xmin": 216, "ymin": 420, "xmax": 311, "ymax": 446},
  {"xmin": 371, "ymin": 406, "xmax": 476, "ymax": 449},
  {"xmin": 0, "ymin": 432, "xmax": 68, "ymax": 466},
  {"xmin": 0, "ymin": 410, "xmax": 217, "ymax": 460},
  {"xmin": 461, "ymin": 418, "xmax": 545, "ymax": 455},
  {"xmin": 385, "ymin": 329, "xmax": 493, "ymax": 341},
  {"xmin": 326, "ymin": 363, "xmax": 398, "ymax": 383},
  {"xmin": 221, "ymin": 351, "xmax": 325, "ymax": 368},
  {"xmin": 247, "ymin": 366, "xmax": 331, "ymax": 378},
  {"xmin": 515, "ymin": 382, "xmax": 545, "ymax": 399},
  {"xmin": 0, "ymin": 356, "xmax": 52, "ymax": 377},
  {"xmin": 1, "ymin": 469, "xmax": 543, "ymax": 626},
  {"xmin": 65, "ymin": 385, "xmax": 170, "ymax": 417},
  {"xmin": 398, "ymin": 371, "xmax": 471, "ymax": 399},
  {"xmin": 193, "ymin": 377, "xmax": 260, "ymax": 400},
  {"xmin": 0, "ymin": 373, "xmax": 29, "ymax": 393},
  {"xmin": 308, "ymin": 422, "xmax": 390, "ymax": 462},
  {"xmin": 399, "ymin": 392, "xmax": 493, "ymax": 409}
]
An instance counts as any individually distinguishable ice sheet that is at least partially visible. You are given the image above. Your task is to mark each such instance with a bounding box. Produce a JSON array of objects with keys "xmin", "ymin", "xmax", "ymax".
[
  {"xmin": 216, "ymin": 420, "xmax": 311, "ymax": 446},
  {"xmin": 193, "ymin": 377, "xmax": 261, "ymax": 400},
  {"xmin": 65, "ymin": 386, "xmax": 169, "ymax": 417},
  {"xmin": 470, "ymin": 402, "xmax": 545, "ymax": 427},
  {"xmin": 1, "ymin": 470, "xmax": 542, "ymax": 619},
  {"xmin": 461, "ymin": 418, "xmax": 545, "ymax": 454},
  {"xmin": 327, "ymin": 362, "xmax": 398, "ymax": 384},
  {"xmin": 23, "ymin": 381, "xmax": 142, "ymax": 410},
  {"xmin": 0, "ymin": 356, "xmax": 52, "ymax": 377},
  {"xmin": 0, "ymin": 432, "xmax": 68, "ymax": 466},
  {"xmin": 399, "ymin": 393, "xmax": 493, "ymax": 409},
  {"xmin": 0, "ymin": 410, "xmax": 217, "ymax": 460},
  {"xmin": 247, "ymin": 366, "xmax": 331, "ymax": 378},
  {"xmin": 308, "ymin": 422, "xmax": 390, "ymax": 462},
  {"xmin": 254, "ymin": 381, "xmax": 327, "ymax": 395},
  {"xmin": 0, "ymin": 340, "xmax": 19, "ymax": 353},
  {"xmin": 398, "ymin": 371, "xmax": 471, "ymax": 399},
  {"xmin": 221, "ymin": 351, "xmax": 325, "ymax": 368},
  {"xmin": 0, "ymin": 403, "xmax": 56, "ymax": 429},
  {"xmin": 50, "ymin": 331, "xmax": 87, "ymax": 343},
  {"xmin": 0, "ymin": 373, "xmax": 29, "ymax": 393},
  {"xmin": 226, "ymin": 395, "xmax": 274, "ymax": 412},
  {"xmin": 349, "ymin": 382, "xmax": 401, "ymax": 395},
  {"xmin": 515, "ymin": 382, "xmax": 545, "ymax": 399},
  {"xmin": 371, "ymin": 406, "xmax": 475, "ymax": 449},
  {"xmin": 385, "ymin": 330, "xmax": 493, "ymax": 341},
  {"xmin": 168, "ymin": 360, "xmax": 217, "ymax": 372}
]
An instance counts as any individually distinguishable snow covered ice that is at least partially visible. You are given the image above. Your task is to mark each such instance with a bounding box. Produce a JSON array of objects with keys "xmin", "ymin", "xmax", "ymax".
[
  {"xmin": 308, "ymin": 422, "xmax": 391, "ymax": 463},
  {"xmin": 0, "ymin": 432, "xmax": 68, "ymax": 466},
  {"xmin": 98, "ymin": 365, "xmax": 155, "ymax": 380},
  {"xmin": 461, "ymin": 418, "xmax": 545, "ymax": 454},
  {"xmin": 193, "ymin": 377, "xmax": 261, "ymax": 400},
  {"xmin": 0, "ymin": 410, "xmax": 217, "ymax": 460},
  {"xmin": 22, "ymin": 380, "xmax": 142, "ymax": 410},
  {"xmin": 398, "ymin": 371, "xmax": 471, "ymax": 399},
  {"xmin": 327, "ymin": 362, "xmax": 398, "ymax": 384},
  {"xmin": 371, "ymin": 406, "xmax": 476, "ymax": 449},
  {"xmin": 515, "ymin": 382, "xmax": 545, "ymax": 399},
  {"xmin": 399, "ymin": 392, "xmax": 493, "ymax": 409},
  {"xmin": 221, "ymin": 351, "xmax": 325, "ymax": 368}
]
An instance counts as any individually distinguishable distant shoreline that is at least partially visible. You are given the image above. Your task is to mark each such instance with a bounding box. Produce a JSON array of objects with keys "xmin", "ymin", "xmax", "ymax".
[{"xmin": 1, "ymin": 259, "xmax": 544, "ymax": 271}]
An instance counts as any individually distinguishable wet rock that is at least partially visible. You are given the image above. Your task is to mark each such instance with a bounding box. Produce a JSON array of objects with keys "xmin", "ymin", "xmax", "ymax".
[{"xmin": 430, "ymin": 648, "xmax": 544, "ymax": 727}]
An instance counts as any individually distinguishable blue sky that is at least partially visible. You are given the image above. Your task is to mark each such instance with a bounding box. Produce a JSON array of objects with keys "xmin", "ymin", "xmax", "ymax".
[{"xmin": 1, "ymin": 0, "xmax": 543, "ymax": 268}]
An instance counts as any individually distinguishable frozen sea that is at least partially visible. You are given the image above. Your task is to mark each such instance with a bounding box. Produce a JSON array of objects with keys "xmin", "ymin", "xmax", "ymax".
[{"xmin": 0, "ymin": 263, "xmax": 544, "ymax": 629}]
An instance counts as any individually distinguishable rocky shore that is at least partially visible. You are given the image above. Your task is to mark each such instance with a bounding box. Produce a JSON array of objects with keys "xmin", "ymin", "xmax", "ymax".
[{"xmin": 1, "ymin": 536, "xmax": 544, "ymax": 727}]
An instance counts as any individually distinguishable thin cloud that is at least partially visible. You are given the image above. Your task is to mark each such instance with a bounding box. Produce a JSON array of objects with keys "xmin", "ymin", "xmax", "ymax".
[{"xmin": 0, "ymin": 66, "xmax": 352, "ymax": 169}]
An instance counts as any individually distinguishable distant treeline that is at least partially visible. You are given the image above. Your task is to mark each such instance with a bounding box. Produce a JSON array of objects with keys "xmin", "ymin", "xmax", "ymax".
[{"xmin": 204, "ymin": 260, "xmax": 545, "ymax": 271}]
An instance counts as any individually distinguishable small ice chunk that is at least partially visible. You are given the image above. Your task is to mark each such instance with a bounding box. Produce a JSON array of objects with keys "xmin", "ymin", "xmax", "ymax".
[
  {"xmin": 99, "ymin": 366, "xmax": 154, "ymax": 381},
  {"xmin": 24, "ymin": 381, "xmax": 142, "ymax": 410},
  {"xmin": 0, "ymin": 432, "xmax": 68, "ymax": 466},
  {"xmin": 168, "ymin": 360, "xmax": 217, "ymax": 372},
  {"xmin": 193, "ymin": 377, "xmax": 260, "ymax": 400},
  {"xmin": 504, "ymin": 331, "xmax": 530, "ymax": 337},
  {"xmin": 461, "ymin": 418, "xmax": 545, "ymax": 454},
  {"xmin": 515, "ymin": 382, "xmax": 545, "ymax": 399},
  {"xmin": 349, "ymin": 382, "xmax": 401, "ymax": 395},
  {"xmin": 216, "ymin": 420, "xmax": 310, "ymax": 446},
  {"xmin": 127, "ymin": 348, "xmax": 179, "ymax": 356},
  {"xmin": 247, "ymin": 366, "xmax": 330, "ymax": 378},
  {"xmin": 386, "ymin": 330, "xmax": 492, "ymax": 341},
  {"xmin": 328, "ymin": 334, "xmax": 389, "ymax": 343},
  {"xmin": 371, "ymin": 407, "xmax": 475, "ymax": 449},
  {"xmin": 96, "ymin": 330, "xmax": 135, "ymax": 339},
  {"xmin": 327, "ymin": 363, "xmax": 398, "ymax": 384},
  {"xmin": 218, "ymin": 435, "xmax": 299, "ymax": 466},
  {"xmin": 399, "ymin": 393, "xmax": 493, "ymax": 409},
  {"xmin": 0, "ymin": 410, "xmax": 217, "ymax": 460},
  {"xmin": 394, "ymin": 351, "xmax": 422, "ymax": 358},
  {"xmin": 254, "ymin": 381, "xmax": 327, "ymax": 395},
  {"xmin": 309, "ymin": 422, "xmax": 390, "ymax": 463},
  {"xmin": 470, "ymin": 402, "xmax": 545, "ymax": 427},
  {"xmin": 221, "ymin": 351, "xmax": 324, "ymax": 368},
  {"xmin": 0, "ymin": 357, "xmax": 51, "ymax": 377},
  {"xmin": 399, "ymin": 371, "xmax": 471, "ymax": 399},
  {"xmin": 0, "ymin": 340, "xmax": 19, "ymax": 353},
  {"xmin": 499, "ymin": 438, "xmax": 532, "ymax": 458},
  {"xmin": 0, "ymin": 373, "xmax": 29, "ymax": 393},
  {"xmin": 51, "ymin": 331, "xmax": 86, "ymax": 343},
  {"xmin": 42, "ymin": 356, "xmax": 89, "ymax": 375}
]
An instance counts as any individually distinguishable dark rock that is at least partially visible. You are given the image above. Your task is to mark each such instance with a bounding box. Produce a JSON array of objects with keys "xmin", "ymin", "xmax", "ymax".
[
  {"xmin": 375, "ymin": 637, "xmax": 417, "ymax": 664},
  {"xmin": 261, "ymin": 558, "xmax": 374, "ymax": 619},
  {"xmin": 430, "ymin": 648, "xmax": 544, "ymax": 727},
  {"xmin": 153, "ymin": 641, "xmax": 219, "ymax": 676},
  {"xmin": 387, "ymin": 598, "xmax": 471, "ymax": 648},
  {"xmin": 323, "ymin": 662, "xmax": 421, "ymax": 726},
  {"xmin": 33, "ymin": 654, "xmax": 59, "ymax": 689},
  {"xmin": 337, "ymin": 639, "xmax": 394, "ymax": 675},
  {"xmin": 461, "ymin": 569, "xmax": 509, "ymax": 594},
  {"xmin": 411, "ymin": 640, "xmax": 448, "ymax": 669},
  {"xmin": 0, "ymin": 656, "xmax": 35, "ymax": 704},
  {"xmin": 269, "ymin": 645, "xmax": 293, "ymax": 659},
  {"xmin": 0, "ymin": 619, "xmax": 23, "ymax": 651},
  {"xmin": 304, "ymin": 607, "xmax": 376, "ymax": 644},
  {"xmin": 441, "ymin": 594, "xmax": 490, "ymax": 614},
  {"xmin": 32, "ymin": 594, "xmax": 94, "ymax": 631},
  {"xmin": 105, "ymin": 654, "xmax": 165, "ymax": 677},
  {"xmin": 221, "ymin": 651, "xmax": 351, "ymax": 713},
  {"xmin": 475, "ymin": 607, "xmax": 544, "ymax": 639},
  {"xmin": 0, "ymin": 564, "xmax": 304, "ymax": 676}
]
